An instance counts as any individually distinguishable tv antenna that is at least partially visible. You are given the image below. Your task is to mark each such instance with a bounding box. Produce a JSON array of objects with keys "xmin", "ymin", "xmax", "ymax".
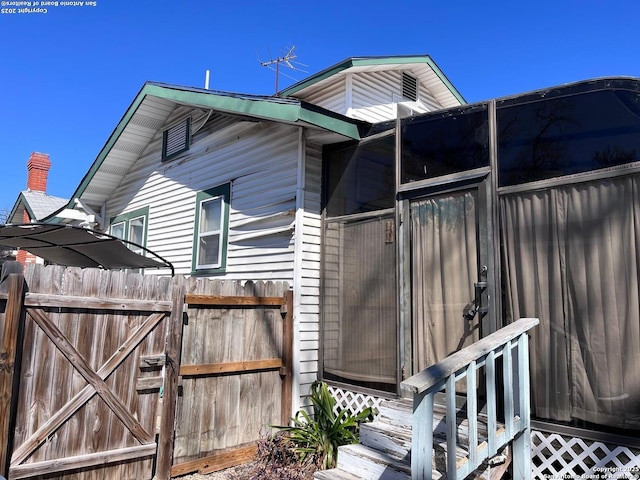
[{"xmin": 259, "ymin": 45, "xmax": 307, "ymax": 94}]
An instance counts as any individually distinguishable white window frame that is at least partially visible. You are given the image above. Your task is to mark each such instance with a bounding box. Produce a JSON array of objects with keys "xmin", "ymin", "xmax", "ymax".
[
  {"xmin": 195, "ymin": 195, "xmax": 225, "ymax": 269},
  {"xmin": 192, "ymin": 183, "xmax": 230, "ymax": 273}
]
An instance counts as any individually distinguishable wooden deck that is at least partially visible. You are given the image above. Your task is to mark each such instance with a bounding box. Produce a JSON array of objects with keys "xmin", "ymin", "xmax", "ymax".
[
  {"xmin": 316, "ymin": 318, "xmax": 539, "ymax": 480},
  {"xmin": 315, "ymin": 398, "xmax": 510, "ymax": 480}
]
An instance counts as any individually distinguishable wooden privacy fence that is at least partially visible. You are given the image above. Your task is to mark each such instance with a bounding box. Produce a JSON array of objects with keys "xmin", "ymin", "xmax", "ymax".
[
  {"xmin": 171, "ymin": 277, "xmax": 293, "ymax": 477},
  {"xmin": 0, "ymin": 262, "xmax": 293, "ymax": 480}
]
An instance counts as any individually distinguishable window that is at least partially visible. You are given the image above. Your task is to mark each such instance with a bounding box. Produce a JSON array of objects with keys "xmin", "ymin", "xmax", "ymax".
[
  {"xmin": 162, "ymin": 118, "xmax": 191, "ymax": 161},
  {"xmin": 497, "ymin": 89, "xmax": 640, "ymax": 187},
  {"xmin": 322, "ymin": 214, "xmax": 398, "ymax": 392},
  {"xmin": 109, "ymin": 207, "xmax": 149, "ymax": 259},
  {"xmin": 401, "ymin": 103, "xmax": 490, "ymax": 184},
  {"xmin": 192, "ymin": 183, "xmax": 230, "ymax": 273},
  {"xmin": 324, "ymin": 132, "xmax": 395, "ymax": 217}
]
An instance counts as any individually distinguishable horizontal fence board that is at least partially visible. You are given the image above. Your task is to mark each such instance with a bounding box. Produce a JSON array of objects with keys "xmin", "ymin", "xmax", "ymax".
[
  {"xmin": 170, "ymin": 442, "xmax": 257, "ymax": 477},
  {"xmin": 185, "ymin": 294, "xmax": 286, "ymax": 307},
  {"xmin": 137, "ymin": 375, "xmax": 164, "ymax": 392},
  {"xmin": 180, "ymin": 358, "xmax": 283, "ymax": 376},
  {"xmin": 25, "ymin": 292, "xmax": 173, "ymax": 312},
  {"xmin": 9, "ymin": 443, "xmax": 157, "ymax": 479}
]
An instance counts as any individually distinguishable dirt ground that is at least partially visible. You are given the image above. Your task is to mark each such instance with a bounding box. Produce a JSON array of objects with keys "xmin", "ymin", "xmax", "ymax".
[{"xmin": 172, "ymin": 462, "xmax": 257, "ymax": 480}]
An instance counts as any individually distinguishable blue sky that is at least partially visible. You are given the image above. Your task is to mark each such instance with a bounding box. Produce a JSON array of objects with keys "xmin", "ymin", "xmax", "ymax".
[{"xmin": 1, "ymin": 0, "xmax": 639, "ymax": 216}]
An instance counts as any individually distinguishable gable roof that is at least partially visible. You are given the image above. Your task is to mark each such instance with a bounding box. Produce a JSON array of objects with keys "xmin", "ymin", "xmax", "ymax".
[
  {"xmin": 53, "ymin": 82, "xmax": 369, "ymax": 216},
  {"xmin": 10, "ymin": 190, "xmax": 68, "ymax": 223},
  {"xmin": 279, "ymin": 55, "xmax": 466, "ymax": 108}
]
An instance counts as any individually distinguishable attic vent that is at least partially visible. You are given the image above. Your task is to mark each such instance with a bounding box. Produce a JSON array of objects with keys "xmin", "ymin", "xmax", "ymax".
[
  {"xmin": 402, "ymin": 72, "xmax": 418, "ymax": 102},
  {"xmin": 162, "ymin": 118, "xmax": 191, "ymax": 161}
]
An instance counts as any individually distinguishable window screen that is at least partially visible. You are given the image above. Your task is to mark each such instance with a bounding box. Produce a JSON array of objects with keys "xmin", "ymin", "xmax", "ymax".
[
  {"xmin": 401, "ymin": 104, "xmax": 489, "ymax": 184},
  {"xmin": 498, "ymin": 89, "xmax": 640, "ymax": 187}
]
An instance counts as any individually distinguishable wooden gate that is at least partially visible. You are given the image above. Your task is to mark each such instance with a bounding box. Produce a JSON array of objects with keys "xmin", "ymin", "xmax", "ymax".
[
  {"xmin": 0, "ymin": 264, "xmax": 181, "ymax": 480},
  {"xmin": 170, "ymin": 278, "xmax": 293, "ymax": 477},
  {"xmin": 0, "ymin": 263, "xmax": 293, "ymax": 479}
]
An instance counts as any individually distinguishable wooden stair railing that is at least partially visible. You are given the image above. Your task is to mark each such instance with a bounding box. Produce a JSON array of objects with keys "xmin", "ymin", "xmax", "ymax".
[{"xmin": 401, "ymin": 318, "xmax": 539, "ymax": 480}]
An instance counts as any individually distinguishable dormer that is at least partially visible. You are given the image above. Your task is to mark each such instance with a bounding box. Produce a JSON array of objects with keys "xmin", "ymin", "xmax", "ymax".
[{"xmin": 279, "ymin": 55, "xmax": 466, "ymax": 123}]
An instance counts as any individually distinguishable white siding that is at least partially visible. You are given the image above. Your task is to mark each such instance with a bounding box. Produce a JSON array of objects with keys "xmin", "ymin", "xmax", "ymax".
[
  {"xmin": 296, "ymin": 76, "xmax": 347, "ymax": 115},
  {"xmin": 104, "ymin": 103, "xmax": 328, "ymax": 412},
  {"xmin": 105, "ymin": 105, "xmax": 300, "ymax": 283},
  {"xmin": 291, "ymin": 69, "xmax": 446, "ymax": 123},
  {"xmin": 296, "ymin": 140, "xmax": 323, "ymax": 406},
  {"xmin": 350, "ymin": 70, "xmax": 440, "ymax": 122}
]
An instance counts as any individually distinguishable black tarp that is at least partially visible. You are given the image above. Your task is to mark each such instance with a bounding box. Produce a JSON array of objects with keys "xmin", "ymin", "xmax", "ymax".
[{"xmin": 0, "ymin": 223, "xmax": 173, "ymax": 274}]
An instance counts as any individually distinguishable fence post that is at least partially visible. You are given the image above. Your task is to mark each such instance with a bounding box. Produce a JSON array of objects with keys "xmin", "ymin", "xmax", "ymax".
[
  {"xmin": 280, "ymin": 289, "xmax": 294, "ymax": 424},
  {"xmin": 0, "ymin": 272, "xmax": 25, "ymax": 478},
  {"xmin": 155, "ymin": 282, "xmax": 186, "ymax": 480}
]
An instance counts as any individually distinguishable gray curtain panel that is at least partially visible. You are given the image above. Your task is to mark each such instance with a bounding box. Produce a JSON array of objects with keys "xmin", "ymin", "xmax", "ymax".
[{"xmin": 500, "ymin": 175, "xmax": 640, "ymax": 430}]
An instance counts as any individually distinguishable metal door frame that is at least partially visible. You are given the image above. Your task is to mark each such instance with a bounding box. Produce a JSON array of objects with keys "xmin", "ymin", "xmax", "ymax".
[{"xmin": 395, "ymin": 101, "xmax": 500, "ymax": 381}]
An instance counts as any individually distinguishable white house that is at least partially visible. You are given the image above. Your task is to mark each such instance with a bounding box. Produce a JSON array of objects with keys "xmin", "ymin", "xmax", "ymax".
[
  {"xmin": 51, "ymin": 55, "xmax": 464, "ymax": 414},
  {"xmin": 49, "ymin": 55, "xmax": 640, "ymax": 477}
]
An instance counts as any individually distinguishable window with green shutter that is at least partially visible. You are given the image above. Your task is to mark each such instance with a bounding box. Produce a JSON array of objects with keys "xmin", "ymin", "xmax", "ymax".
[
  {"xmin": 192, "ymin": 183, "xmax": 231, "ymax": 274},
  {"xmin": 109, "ymin": 207, "xmax": 150, "ymax": 271}
]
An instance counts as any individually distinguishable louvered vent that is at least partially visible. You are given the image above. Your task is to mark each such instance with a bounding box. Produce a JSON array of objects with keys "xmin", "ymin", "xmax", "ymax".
[
  {"xmin": 162, "ymin": 118, "xmax": 191, "ymax": 160},
  {"xmin": 402, "ymin": 72, "xmax": 418, "ymax": 101}
]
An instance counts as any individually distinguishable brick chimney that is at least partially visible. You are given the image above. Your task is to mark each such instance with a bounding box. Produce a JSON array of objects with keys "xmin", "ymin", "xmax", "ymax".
[
  {"xmin": 17, "ymin": 152, "xmax": 52, "ymax": 266},
  {"xmin": 27, "ymin": 152, "xmax": 51, "ymax": 192}
]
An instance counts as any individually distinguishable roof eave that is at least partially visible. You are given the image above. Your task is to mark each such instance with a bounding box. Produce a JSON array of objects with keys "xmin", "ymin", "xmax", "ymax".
[
  {"xmin": 64, "ymin": 82, "xmax": 365, "ymax": 212},
  {"xmin": 8, "ymin": 192, "xmax": 28, "ymax": 223}
]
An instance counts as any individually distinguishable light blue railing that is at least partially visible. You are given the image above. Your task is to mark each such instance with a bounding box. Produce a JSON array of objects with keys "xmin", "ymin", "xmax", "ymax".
[{"xmin": 401, "ymin": 317, "xmax": 539, "ymax": 480}]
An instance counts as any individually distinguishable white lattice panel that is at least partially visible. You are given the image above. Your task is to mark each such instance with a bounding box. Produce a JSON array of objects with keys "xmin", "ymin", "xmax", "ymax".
[
  {"xmin": 327, "ymin": 385, "xmax": 384, "ymax": 416},
  {"xmin": 532, "ymin": 430, "xmax": 640, "ymax": 479}
]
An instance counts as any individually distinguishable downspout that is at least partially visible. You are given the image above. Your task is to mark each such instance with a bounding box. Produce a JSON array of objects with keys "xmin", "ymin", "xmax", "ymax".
[{"xmin": 292, "ymin": 126, "xmax": 306, "ymax": 414}]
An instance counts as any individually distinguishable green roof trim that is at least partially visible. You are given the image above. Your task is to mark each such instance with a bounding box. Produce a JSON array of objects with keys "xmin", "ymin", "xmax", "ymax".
[
  {"xmin": 279, "ymin": 55, "xmax": 466, "ymax": 105},
  {"xmin": 142, "ymin": 84, "xmax": 364, "ymax": 138},
  {"xmin": 8, "ymin": 192, "xmax": 29, "ymax": 222},
  {"xmin": 53, "ymin": 82, "xmax": 365, "ymax": 217}
]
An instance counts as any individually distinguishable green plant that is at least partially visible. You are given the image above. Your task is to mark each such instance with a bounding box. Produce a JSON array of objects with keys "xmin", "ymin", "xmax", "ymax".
[{"xmin": 276, "ymin": 381, "xmax": 375, "ymax": 470}]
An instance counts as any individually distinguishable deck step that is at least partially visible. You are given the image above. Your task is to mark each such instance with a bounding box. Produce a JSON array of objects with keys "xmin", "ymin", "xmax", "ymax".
[
  {"xmin": 334, "ymin": 443, "xmax": 415, "ymax": 480},
  {"xmin": 376, "ymin": 398, "xmax": 413, "ymax": 430},
  {"xmin": 314, "ymin": 398, "xmax": 507, "ymax": 480},
  {"xmin": 359, "ymin": 420, "xmax": 412, "ymax": 459},
  {"xmin": 314, "ymin": 469, "xmax": 363, "ymax": 480}
]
